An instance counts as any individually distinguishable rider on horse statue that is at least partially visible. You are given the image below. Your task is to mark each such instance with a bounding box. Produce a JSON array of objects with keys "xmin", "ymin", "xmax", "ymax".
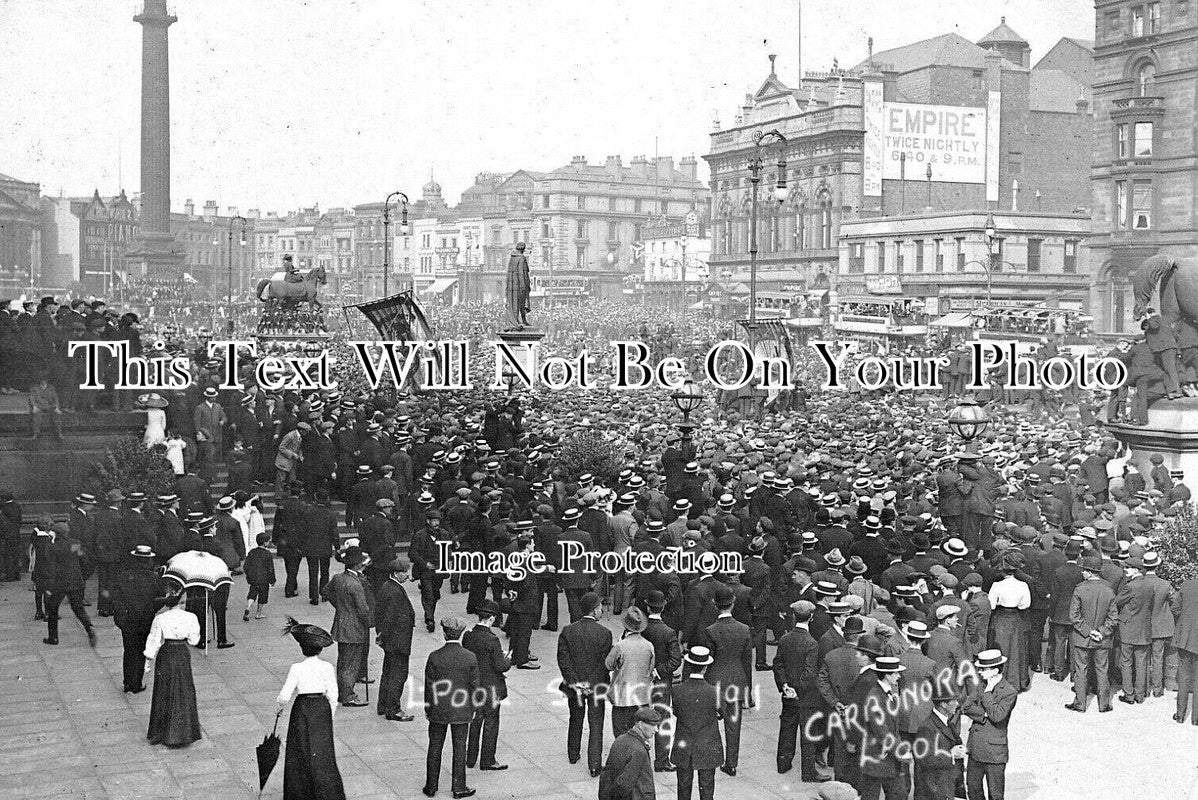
[{"xmin": 282, "ymin": 254, "xmax": 304, "ymax": 283}]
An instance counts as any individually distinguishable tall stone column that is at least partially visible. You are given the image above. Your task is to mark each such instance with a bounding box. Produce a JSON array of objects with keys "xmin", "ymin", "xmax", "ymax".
[{"xmin": 130, "ymin": 0, "xmax": 183, "ymax": 283}]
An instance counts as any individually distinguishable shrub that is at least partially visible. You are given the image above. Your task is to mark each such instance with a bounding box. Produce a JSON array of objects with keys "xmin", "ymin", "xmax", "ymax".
[
  {"xmin": 556, "ymin": 430, "xmax": 623, "ymax": 483},
  {"xmin": 1157, "ymin": 503, "xmax": 1198, "ymax": 585},
  {"xmin": 83, "ymin": 437, "xmax": 176, "ymax": 501}
]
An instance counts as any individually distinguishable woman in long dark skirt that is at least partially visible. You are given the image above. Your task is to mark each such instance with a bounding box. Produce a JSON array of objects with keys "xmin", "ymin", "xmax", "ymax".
[
  {"xmin": 277, "ymin": 617, "xmax": 345, "ymax": 800},
  {"xmin": 144, "ymin": 590, "xmax": 202, "ymax": 747}
]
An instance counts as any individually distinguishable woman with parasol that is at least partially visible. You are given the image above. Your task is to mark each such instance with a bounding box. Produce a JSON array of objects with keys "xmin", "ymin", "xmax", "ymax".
[
  {"xmin": 143, "ymin": 589, "xmax": 202, "ymax": 748},
  {"xmin": 276, "ymin": 616, "xmax": 346, "ymax": 800}
]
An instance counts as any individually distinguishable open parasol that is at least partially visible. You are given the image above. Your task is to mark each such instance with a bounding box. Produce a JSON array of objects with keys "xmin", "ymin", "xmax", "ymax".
[
  {"xmin": 164, "ymin": 550, "xmax": 232, "ymax": 592},
  {"xmin": 256, "ymin": 707, "xmax": 285, "ymax": 796}
]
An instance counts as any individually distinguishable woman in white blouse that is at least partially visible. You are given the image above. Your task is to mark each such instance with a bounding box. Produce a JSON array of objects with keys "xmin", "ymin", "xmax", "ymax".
[
  {"xmin": 144, "ymin": 590, "xmax": 202, "ymax": 748},
  {"xmin": 231, "ymin": 491, "xmax": 266, "ymax": 557},
  {"xmin": 277, "ymin": 616, "xmax": 345, "ymax": 800}
]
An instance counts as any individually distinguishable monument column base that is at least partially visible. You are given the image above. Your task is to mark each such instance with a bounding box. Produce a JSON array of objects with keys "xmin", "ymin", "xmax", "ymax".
[{"xmin": 1106, "ymin": 397, "xmax": 1198, "ymax": 486}]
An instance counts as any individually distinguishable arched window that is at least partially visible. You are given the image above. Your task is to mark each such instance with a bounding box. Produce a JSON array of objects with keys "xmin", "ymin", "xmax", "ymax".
[{"xmin": 1137, "ymin": 62, "xmax": 1156, "ymax": 96}]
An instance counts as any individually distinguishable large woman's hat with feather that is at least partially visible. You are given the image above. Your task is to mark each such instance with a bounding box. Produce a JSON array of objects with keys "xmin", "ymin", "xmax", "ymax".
[{"xmin": 282, "ymin": 616, "xmax": 334, "ymax": 650}]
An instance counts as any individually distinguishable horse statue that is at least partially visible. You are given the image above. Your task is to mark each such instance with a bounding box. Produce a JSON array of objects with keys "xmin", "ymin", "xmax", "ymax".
[
  {"xmin": 256, "ymin": 265, "xmax": 327, "ymax": 309},
  {"xmin": 1131, "ymin": 254, "xmax": 1196, "ymax": 323}
]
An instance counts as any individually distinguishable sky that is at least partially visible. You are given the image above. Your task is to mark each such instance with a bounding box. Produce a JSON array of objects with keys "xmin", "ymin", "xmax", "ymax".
[{"xmin": 2, "ymin": 0, "xmax": 1093, "ymax": 213}]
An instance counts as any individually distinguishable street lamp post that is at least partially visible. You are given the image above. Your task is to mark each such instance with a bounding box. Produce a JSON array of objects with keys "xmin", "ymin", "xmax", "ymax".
[
  {"xmin": 670, "ymin": 377, "xmax": 704, "ymax": 447},
  {"xmin": 946, "ymin": 398, "xmax": 990, "ymax": 442},
  {"xmin": 747, "ymin": 129, "xmax": 789, "ymax": 327},
  {"xmin": 226, "ymin": 215, "xmax": 247, "ymax": 334},
  {"xmin": 926, "ymin": 164, "xmax": 933, "ymax": 208},
  {"xmin": 680, "ymin": 233, "xmax": 688, "ymax": 310},
  {"xmin": 382, "ymin": 191, "xmax": 410, "ymax": 297},
  {"xmin": 900, "ymin": 152, "xmax": 907, "ymax": 214},
  {"xmin": 983, "ymin": 211, "xmax": 997, "ymax": 307}
]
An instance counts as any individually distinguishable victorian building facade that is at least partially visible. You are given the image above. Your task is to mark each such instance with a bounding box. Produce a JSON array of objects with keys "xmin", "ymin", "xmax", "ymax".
[{"xmin": 1089, "ymin": 0, "xmax": 1198, "ymax": 333}]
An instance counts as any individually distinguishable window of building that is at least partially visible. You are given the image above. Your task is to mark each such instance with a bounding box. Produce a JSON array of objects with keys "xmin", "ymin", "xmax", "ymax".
[
  {"xmin": 576, "ymin": 220, "xmax": 587, "ymax": 238},
  {"xmin": 1064, "ymin": 239, "xmax": 1078, "ymax": 273},
  {"xmin": 794, "ymin": 212, "xmax": 806, "ymax": 250},
  {"xmin": 1117, "ymin": 124, "xmax": 1129, "ymax": 158},
  {"xmin": 821, "ymin": 207, "xmax": 833, "ymax": 249},
  {"xmin": 608, "ymin": 221, "xmax": 619, "ymax": 241},
  {"xmin": 541, "ymin": 194, "xmax": 550, "ymax": 209},
  {"xmin": 607, "ymin": 196, "xmax": 617, "ymax": 211},
  {"xmin": 577, "ymin": 195, "xmax": 586, "ymax": 210},
  {"xmin": 877, "ymin": 242, "xmax": 886, "ymax": 272},
  {"xmin": 849, "ymin": 242, "xmax": 865, "ymax": 273},
  {"xmin": 541, "ymin": 220, "xmax": 551, "ymax": 238},
  {"xmin": 660, "ymin": 200, "xmax": 670, "ymax": 216},
  {"xmin": 915, "ymin": 241, "xmax": 925, "ymax": 272},
  {"xmin": 1115, "ymin": 181, "xmax": 1128, "ymax": 227},
  {"xmin": 634, "ymin": 198, "xmax": 643, "ymax": 213},
  {"xmin": 934, "ymin": 239, "xmax": 944, "ymax": 272},
  {"xmin": 491, "ymin": 228, "xmax": 501, "ymax": 244},
  {"xmin": 1133, "ymin": 180, "xmax": 1153, "ymax": 228},
  {"xmin": 896, "ymin": 242, "xmax": 905, "ymax": 272},
  {"xmin": 1138, "ymin": 63, "xmax": 1157, "ymax": 96},
  {"xmin": 991, "ymin": 239, "xmax": 1004, "ymax": 271},
  {"xmin": 1132, "ymin": 5, "xmax": 1145, "ymax": 34},
  {"xmin": 576, "ymin": 246, "xmax": 586, "ymax": 268},
  {"xmin": 1105, "ymin": 9, "xmax": 1121, "ymax": 34},
  {"xmin": 1149, "ymin": 1, "xmax": 1161, "ymax": 31},
  {"xmin": 634, "ymin": 223, "xmax": 643, "ymax": 241},
  {"xmin": 955, "ymin": 237, "xmax": 966, "ymax": 270},
  {"xmin": 1135, "ymin": 122, "xmax": 1153, "ymax": 156},
  {"xmin": 1027, "ymin": 238, "xmax": 1042, "ymax": 272}
]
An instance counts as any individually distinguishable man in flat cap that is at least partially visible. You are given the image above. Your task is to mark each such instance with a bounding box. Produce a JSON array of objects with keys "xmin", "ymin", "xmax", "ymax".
[
  {"xmin": 462, "ymin": 599, "xmax": 511, "ymax": 771},
  {"xmin": 1065, "ymin": 556, "xmax": 1117, "ymax": 712},
  {"xmin": 774, "ymin": 600, "xmax": 827, "ymax": 782},
  {"xmin": 375, "ymin": 556, "xmax": 415, "ymax": 721},
  {"xmin": 321, "ymin": 547, "xmax": 374, "ymax": 708},
  {"xmin": 598, "ymin": 707, "xmax": 661, "ymax": 800}
]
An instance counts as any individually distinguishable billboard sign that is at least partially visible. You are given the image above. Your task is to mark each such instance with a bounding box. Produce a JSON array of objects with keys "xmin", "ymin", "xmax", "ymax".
[{"xmin": 881, "ymin": 102, "xmax": 989, "ymax": 184}]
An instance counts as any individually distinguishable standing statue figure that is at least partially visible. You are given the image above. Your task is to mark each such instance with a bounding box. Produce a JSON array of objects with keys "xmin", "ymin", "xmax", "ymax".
[{"xmin": 505, "ymin": 241, "xmax": 531, "ymax": 329}]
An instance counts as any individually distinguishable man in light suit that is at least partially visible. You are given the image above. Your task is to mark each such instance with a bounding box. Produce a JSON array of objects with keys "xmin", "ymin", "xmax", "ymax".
[
  {"xmin": 702, "ymin": 585, "xmax": 752, "ymax": 776},
  {"xmin": 462, "ymin": 600, "xmax": 510, "ymax": 770},
  {"xmin": 320, "ymin": 547, "xmax": 374, "ymax": 707},
  {"xmin": 557, "ymin": 591, "xmax": 613, "ymax": 776},
  {"xmin": 423, "ymin": 616, "xmax": 480, "ymax": 798},
  {"xmin": 962, "ymin": 649, "xmax": 1018, "ymax": 800},
  {"xmin": 1065, "ymin": 556, "xmax": 1118, "ymax": 712},
  {"xmin": 606, "ymin": 606, "xmax": 656, "ymax": 738},
  {"xmin": 374, "ymin": 556, "xmax": 415, "ymax": 721},
  {"xmin": 671, "ymin": 646, "xmax": 723, "ymax": 800},
  {"xmin": 773, "ymin": 600, "xmax": 828, "ymax": 782}
]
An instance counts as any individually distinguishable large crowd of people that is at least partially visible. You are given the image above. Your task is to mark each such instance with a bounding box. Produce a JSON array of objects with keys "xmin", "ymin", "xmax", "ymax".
[{"xmin": 2, "ymin": 291, "xmax": 1198, "ymax": 800}]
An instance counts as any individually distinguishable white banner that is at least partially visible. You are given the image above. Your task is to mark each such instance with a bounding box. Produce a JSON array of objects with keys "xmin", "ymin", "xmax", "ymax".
[
  {"xmin": 863, "ymin": 81, "xmax": 885, "ymax": 197},
  {"xmin": 881, "ymin": 102, "xmax": 988, "ymax": 184}
]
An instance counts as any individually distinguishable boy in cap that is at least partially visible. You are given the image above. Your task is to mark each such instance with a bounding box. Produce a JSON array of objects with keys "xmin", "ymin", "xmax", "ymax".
[{"xmin": 242, "ymin": 532, "xmax": 276, "ymax": 621}]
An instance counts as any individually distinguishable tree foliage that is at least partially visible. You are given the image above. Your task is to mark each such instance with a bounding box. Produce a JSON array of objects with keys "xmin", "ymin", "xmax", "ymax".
[
  {"xmin": 83, "ymin": 437, "xmax": 176, "ymax": 501},
  {"xmin": 556, "ymin": 430, "xmax": 623, "ymax": 483},
  {"xmin": 1157, "ymin": 503, "xmax": 1198, "ymax": 585}
]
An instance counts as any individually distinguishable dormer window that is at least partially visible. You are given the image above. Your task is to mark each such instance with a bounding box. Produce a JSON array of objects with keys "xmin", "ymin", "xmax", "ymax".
[{"xmin": 1137, "ymin": 62, "xmax": 1156, "ymax": 96}]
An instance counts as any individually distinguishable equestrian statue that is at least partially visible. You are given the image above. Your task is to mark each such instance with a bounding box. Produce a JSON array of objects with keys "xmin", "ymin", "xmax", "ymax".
[{"xmin": 256, "ymin": 263, "xmax": 327, "ymax": 310}]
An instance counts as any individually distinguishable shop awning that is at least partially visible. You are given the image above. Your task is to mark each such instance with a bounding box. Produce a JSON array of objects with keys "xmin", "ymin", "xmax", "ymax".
[
  {"xmin": 806, "ymin": 289, "xmax": 828, "ymax": 299},
  {"xmin": 421, "ymin": 278, "xmax": 457, "ymax": 296},
  {"xmin": 930, "ymin": 312, "xmax": 975, "ymax": 329}
]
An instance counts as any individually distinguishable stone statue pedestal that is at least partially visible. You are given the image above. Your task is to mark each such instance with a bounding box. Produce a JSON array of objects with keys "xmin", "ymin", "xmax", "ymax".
[
  {"xmin": 495, "ymin": 329, "xmax": 545, "ymax": 391},
  {"xmin": 1107, "ymin": 397, "xmax": 1198, "ymax": 482}
]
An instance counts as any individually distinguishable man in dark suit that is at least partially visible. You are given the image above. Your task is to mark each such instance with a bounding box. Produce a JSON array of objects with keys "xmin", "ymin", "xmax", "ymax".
[
  {"xmin": 534, "ymin": 505, "xmax": 563, "ymax": 630},
  {"xmin": 1048, "ymin": 544, "xmax": 1084, "ymax": 681},
  {"xmin": 273, "ymin": 482, "xmax": 307, "ymax": 597},
  {"xmin": 1066, "ymin": 556, "xmax": 1118, "ymax": 712},
  {"xmin": 462, "ymin": 600, "xmax": 511, "ymax": 771},
  {"xmin": 409, "ymin": 510, "xmax": 448, "ymax": 632},
  {"xmin": 857, "ymin": 656, "xmax": 910, "ymax": 800},
  {"xmin": 913, "ymin": 686, "xmax": 965, "ymax": 800},
  {"xmin": 598, "ymin": 707, "xmax": 661, "ymax": 800},
  {"xmin": 90, "ymin": 490, "xmax": 125, "ymax": 616},
  {"xmin": 670, "ymin": 647, "xmax": 723, "ymax": 800},
  {"xmin": 113, "ymin": 545, "xmax": 162, "ymax": 693},
  {"xmin": 703, "ymin": 586, "xmax": 752, "ymax": 776},
  {"xmin": 423, "ymin": 616, "xmax": 479, "ymax": 798},
  {"xmin": 300, "ymin": 491, "xmax": 338, "ymax": 604},
  {"xmin": 1116, "ymin": 557, "xmax": 1154, "ymax": 704},
  {"xmin": 962, "ymin": 649, "xmax": 1018, "ymax": 800},
  {"xmin": 320, "ymin": 548, "xmax": 374, "ymax": 707},
  {"xmin": 817, "ymin": 630, "xmax": 879, "ymax": 785},
  {"xmin": 504, "ymin": 532, "xmax": 543, "ymax": 669},
  {"xmin": 642, "ymin": 590, "xmax": 681, "ymax": 772},
  {"xmin": 1173, "ymin": 572, "xmax": 1198, "ymax": 723},
  {"xmin": 558, "ymin": 509, "xmax": 596, "ymax": 623},
  {"xmin": 773, "ymin": 600, "xmax": 828, "ymax": 782},
  {"xmin": 683, "ymin": 572, "xmax": 726, "ymax": 646},
  {"xmin": 557, "ymin": 591, "xmax": 613, "ymax": 776},
  {"xmin": 375, "ymin": 556, "xmax": 415, "ymax": 721}
]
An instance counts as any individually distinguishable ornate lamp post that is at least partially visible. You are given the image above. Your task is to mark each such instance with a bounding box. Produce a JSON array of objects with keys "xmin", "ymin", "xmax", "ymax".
[
  {"xmin": 382, "ymin": 191, "xmax": 410, "ymax": 297},
  {"xmin": 670, "ymin": 377, "xmax": 704, "ymax": 445},
  {"xmin": 226, "ymin": 215, "xmax": 247, "ymax": 334},
  {"xmin": 747, "ymin": 129, "xmax": 789, "ymax": 327},
  {"xmin": 946, "ymin": 398, "xmax": 990, "ymax": 442}
]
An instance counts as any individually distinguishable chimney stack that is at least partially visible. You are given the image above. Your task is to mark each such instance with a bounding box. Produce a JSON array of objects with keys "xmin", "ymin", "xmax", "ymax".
[
  {"xmin": 202, "ymin": 201, "xmax": 217, "ymax": 222},
  {"xmin": 184, "ymin": 199, "xmax": 194, "ymax": 217},
  {"xmin": 656, "ymin": 157, "xmax": 675, "ymax": 180},
  {"xmin": 680, "ymin": 156, "xmax": 698, "ymax": 182}
]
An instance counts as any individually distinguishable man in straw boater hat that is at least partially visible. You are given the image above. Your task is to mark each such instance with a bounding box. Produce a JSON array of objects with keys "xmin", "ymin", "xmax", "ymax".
[
  {"xmin": 703, "ymin": 585, "xmax": 752, "ymax": 777},
  {"xmin": 856, "ymin": 655, "xmax": 909, "ymax": 800},
  {"xmin": 961, "ymin": 649, "xmax": 1017, "ymax": 800},
  {"xmin": 671, "ymin": 645, "xmax": 723, "ymax": 800},
  {"xmin": 114, "ymin": 544, "xmax": 163, "ymax": 694}
]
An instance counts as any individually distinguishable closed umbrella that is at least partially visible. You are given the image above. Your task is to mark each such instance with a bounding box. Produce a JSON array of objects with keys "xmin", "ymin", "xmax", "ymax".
[{"xmin": 256, "ymin": 707, "xmax": 284, "ymax": 796}]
